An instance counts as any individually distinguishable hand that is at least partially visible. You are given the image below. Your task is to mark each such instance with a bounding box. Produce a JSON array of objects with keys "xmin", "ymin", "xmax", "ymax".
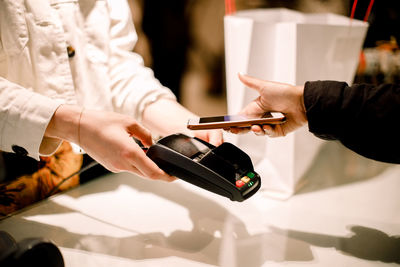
[
  {"xmin": 45, "ymin": 105, "xmax": 175, "ymax": 182},
  {"xmin": 228, "ymin": 74, "xmax": 307, "ymax": 137}
]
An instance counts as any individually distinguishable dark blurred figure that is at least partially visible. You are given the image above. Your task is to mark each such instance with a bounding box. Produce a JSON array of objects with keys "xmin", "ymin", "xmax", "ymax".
[
  {"xmin": 353, "ymin": 0, "xmax": 400, "ymax": 85},
  {"xmin": 142, "ymin": 0, "xmax": 190, "ymax": 101},
  {"xmin": 353, "ymin": 0, "xmax": 400, "ymax": 48}
]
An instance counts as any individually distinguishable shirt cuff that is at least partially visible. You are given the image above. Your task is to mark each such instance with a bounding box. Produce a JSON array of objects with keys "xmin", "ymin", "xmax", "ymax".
[
  {"xmin": 304, "ymin": 80, "xmax": 348, "ymax": 140},
  {"xmin": 1, "ymin": 91, "xmax": 63, "ymax": 160}
]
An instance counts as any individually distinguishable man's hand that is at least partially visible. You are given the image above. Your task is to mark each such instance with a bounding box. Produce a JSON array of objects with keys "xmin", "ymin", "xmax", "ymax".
[{"xmin": 228, "ymin": 73, "xmax": 307, "ymax": 137}]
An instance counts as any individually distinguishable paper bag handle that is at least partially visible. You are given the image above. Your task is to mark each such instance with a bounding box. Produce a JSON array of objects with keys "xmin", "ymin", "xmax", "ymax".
[
  {"xmin": 225, "ymin": 0, "xmax": 236, "ymax": 15},
  {"xmin": 350, "ymin": 0, "xmax": 375, "ymax": 22}
]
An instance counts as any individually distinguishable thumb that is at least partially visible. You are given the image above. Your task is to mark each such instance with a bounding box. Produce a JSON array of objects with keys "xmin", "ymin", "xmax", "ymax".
[
  {"xmin": 238, "ymin": 73, "xmax": 264, "ymax": 93},
  {"xmin": 239, "ymin": 73, "xmax": 285, "ymax": 93},
  {"xmin": 128, "ymin": 123, "xmax": 153, "ymax": 147}
]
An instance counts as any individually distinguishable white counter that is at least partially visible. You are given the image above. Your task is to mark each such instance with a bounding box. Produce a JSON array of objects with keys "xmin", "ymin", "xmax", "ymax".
[{"xmin": 0, "ymin": 160, "xmax": 399, "ymax": 266}]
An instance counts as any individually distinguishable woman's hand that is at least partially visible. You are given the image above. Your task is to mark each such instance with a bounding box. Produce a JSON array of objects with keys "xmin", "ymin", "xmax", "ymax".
[{"xmin": 45, "ymin": 105, "xmax": 175, "ymax": 182}]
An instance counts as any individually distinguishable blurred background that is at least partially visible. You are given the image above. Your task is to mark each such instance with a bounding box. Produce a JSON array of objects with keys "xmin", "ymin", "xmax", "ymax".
[{"xmin": 127, "ymin": 0, "xmax": 400, "ymax": 117}]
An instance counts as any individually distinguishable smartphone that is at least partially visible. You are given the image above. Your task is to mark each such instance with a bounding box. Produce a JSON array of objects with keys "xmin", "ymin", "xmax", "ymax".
[{"xmin": 187, "ymin": 112, "xmax": 286, "ymax": 130}]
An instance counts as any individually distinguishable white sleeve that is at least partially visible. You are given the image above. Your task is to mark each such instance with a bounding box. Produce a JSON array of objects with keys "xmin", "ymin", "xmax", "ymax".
[
  {"xmin": 107, "ymin": 0, "xmax": 176, "ymax": 122},
  {"xmin": 0, "ymin": 77, "xmax": 62, "ymax": 160}
]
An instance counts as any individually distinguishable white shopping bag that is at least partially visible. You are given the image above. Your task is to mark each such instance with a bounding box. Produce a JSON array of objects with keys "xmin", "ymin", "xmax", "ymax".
[{"xmin": 224, "ymin": 8, "xmax": 369, "ymax": 199}]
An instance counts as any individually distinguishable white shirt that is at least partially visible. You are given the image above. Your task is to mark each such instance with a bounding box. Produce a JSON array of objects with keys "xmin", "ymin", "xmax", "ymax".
[{"xmin": 0, "ymin": 0, "xmax": 176, "ymax": 160}]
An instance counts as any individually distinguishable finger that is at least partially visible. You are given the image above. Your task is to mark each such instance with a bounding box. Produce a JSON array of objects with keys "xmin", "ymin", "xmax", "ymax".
[
  {"xmin": 127, "ymin": 147, "xmax": 176, "ymax": 182},
  {"xmin": 128, "ymin": 165, "xmax": 176, "ymax": 183},
  {"xmin": 275, "ymin": 124, "xmax": 286, "ymax": 137},
  {"xmin": 239, "ymin": 100, "xmax": 267, "ymax": 117},
  {"xmin": 229, "ymin": 127, "xmax": 250, "ymax": 134},
  {"xmin": 127, "ymin": 122, "xmax": 153, "ymax": 147},
  {"xmin": 238, "ymin": 73, "xmax": 264, "ymax": 93},
  {"xmin": 209, "ymin": 130, "xmax": 223, "ymax": 146},
  {"xmin": 262, "ymin": 125, "xmax": 274, "ymax": 137},
  {"xmin": 123, "ymin": 164, "xmax": 147, "ymax": 177},
  {"xmin": 194, "ymin": 130, "xmax": 209, "ymax": 142},
  {"xmin": 262, "ymin": 124, "xmax": 285, "ymax": 137},
  {"xmin": 250, "ymin": 125, "xmax": 265, "ymax": 136},
  {"xmin": 94, "ymin": 156, "xmax": 147, "ymax": 178},
  {"xmin": 238, "ymin": 73, "xmax": 285, "ymax": 93},
  {"xmin": 239, "ymin": 73, "xmax": 283, "ymax": 95}
]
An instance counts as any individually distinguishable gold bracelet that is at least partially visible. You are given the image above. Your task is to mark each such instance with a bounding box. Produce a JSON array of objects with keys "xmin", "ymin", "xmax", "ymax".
[{"xmin": 78, "ymin": 108, "xmax": 84, "ymax": 148}]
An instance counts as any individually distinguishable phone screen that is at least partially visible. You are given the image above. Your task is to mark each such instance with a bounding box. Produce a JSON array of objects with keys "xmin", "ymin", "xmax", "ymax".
[{"xmin": 199, "ymin": 113, "xmax": 273, "ymax": 123}]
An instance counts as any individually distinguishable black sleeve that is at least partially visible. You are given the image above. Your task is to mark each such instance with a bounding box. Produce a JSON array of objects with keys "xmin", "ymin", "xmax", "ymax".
[{"xmin": 304, "ymin": 81, "xmax": 400, "ymax": 164}]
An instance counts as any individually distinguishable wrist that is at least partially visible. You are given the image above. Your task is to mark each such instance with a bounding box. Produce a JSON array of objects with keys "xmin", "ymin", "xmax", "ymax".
[
  {"xmin": 142, "ymin": 98, "xmax": 193, "ymax": 136},
  {"xmin": 45, "ymin": 104, "xmax": 82, "ymax": 143},
  {"xmin": 295, "ymin": 85, "xmax": 307, "ymax": 123}
]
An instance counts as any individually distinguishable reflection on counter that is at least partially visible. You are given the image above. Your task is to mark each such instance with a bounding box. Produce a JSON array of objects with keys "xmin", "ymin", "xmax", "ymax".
[{"xmin": 1, "ymin": 163, "xmax": 399, "ymax": 266}]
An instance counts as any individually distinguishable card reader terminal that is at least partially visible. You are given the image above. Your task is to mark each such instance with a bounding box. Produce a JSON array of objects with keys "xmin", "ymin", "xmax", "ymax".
[{"xmin": 146, "ymin": 134, "xmax": 261, "ymax": 201}]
